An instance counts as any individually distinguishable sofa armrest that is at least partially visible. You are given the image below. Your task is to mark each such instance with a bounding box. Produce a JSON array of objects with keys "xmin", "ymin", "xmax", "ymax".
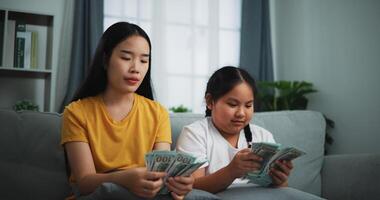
[{"xmin": 321, "ymin": 153, "xmax": 380, "ymax": 200}]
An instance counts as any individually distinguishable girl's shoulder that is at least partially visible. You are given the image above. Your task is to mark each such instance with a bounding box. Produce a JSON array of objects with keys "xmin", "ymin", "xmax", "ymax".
[
  {"xmin": 182, "ymin": 117, "xmax": 212, "ymax": 136},
  {"xmin": 249, "ymin": 124, "xmax": 270, "ymax": 133},
  {"xmin": 178, "ymin": 118, "xmax": 211, "ymax": 146},
  {"xmin": 185, "ymin": 117, "xmax": 210, "ymax": 129},
  {"xmin": 249, "ymin": 123, "xmax": 275, "ymax": 142}
]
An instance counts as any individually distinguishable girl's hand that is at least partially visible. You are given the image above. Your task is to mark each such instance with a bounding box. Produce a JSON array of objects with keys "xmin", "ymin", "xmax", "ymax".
[
  {"xmin": 269, "ymin": 160, "xmax": 293, "ymax": 187},
  {"xmin": 227, "ymin": 148, "xmax": 263, "ymax": 179},
  {"xmin": 166, "ymin": 176, "xmax": 194, "ymax": 200},
  {"xmin": 123, "ymin": 167, "xmax": 166, "ymax": 198}
]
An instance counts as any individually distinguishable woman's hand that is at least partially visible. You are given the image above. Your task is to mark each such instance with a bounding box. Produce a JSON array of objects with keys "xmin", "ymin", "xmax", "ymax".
[
  {"xmin": 121, "ymin": 167, "xmax": 166, "ymax": 198},
  {"xmin": 166, "ymin": 176, "xmax": 194, "ymax": 200},
  {"xmin": 269, "ymin": 160, "xmax": 293, "ymax": 187},
  {"xmin": 227, "ymin": 148, "xmax": 263, "ymax": 179}
]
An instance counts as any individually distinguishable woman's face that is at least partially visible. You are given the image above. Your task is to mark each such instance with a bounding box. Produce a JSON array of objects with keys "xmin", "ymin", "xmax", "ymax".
[
  {"xmin": 106, "ymin": 35, "xmax": 150, "ymax": 94},
  {"xmin": 208, "ymin": 82, "xmax": 254, "ymax": 136}
]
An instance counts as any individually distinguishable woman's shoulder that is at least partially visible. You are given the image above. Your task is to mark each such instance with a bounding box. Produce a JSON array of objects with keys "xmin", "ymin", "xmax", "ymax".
[
  {"xmin": 135, "ymin": 94, "xmax": 167, "ymax": 113},
  {"xmin": 64, "ymin": 96, "xmax": 99, "ymax": 114}
]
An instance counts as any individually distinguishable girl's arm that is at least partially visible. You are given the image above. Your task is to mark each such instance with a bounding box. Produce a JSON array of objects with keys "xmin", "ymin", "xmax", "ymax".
[
  {"xmin": 192, "ymin": 148, "xmax": 262, "ymax": 193},
  {"xmin": 192, "ymin": 165, "xmax": 236, "ymax": 193},
  {"xmin": 269, "ymin": 160, "xmax": 293, "ymax": 187},
  {"xmin": 65, "ymin": 142, "xmax": 166, "ymax": 198}
]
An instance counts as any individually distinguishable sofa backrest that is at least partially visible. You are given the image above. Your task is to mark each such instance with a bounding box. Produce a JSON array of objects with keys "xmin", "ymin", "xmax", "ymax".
[
  {"xmin": 0, "ymin": 109, "xmax": 325, "ymax": 198},
  {"xmin": 170, "ymin": 110, "xmax": 326, "ymax": 196},
  {"xmin": 0, "ymin": 109, "xmax": 71, "ymax": 200}
]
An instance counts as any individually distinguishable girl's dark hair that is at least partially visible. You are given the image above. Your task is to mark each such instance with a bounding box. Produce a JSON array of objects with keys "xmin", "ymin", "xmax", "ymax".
[
  {"xmin": 71, "ymin": 21, "xmax": 154, "ymax": 102},
  {"xmin": 205, "ymin": 66, "xmax": 257, "ymax": 146}
]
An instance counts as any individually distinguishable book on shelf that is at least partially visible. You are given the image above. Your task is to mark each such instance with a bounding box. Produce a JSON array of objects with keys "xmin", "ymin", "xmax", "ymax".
[
  {"xmin": 9, "ymin": 21, "xmax": 44, "ymax": 69},
  {"xmin": 17, "ymin": 31, "xmax": 32, "ymax": 69},
  {"xmin": 26, "ymin": 24, "xmax": 47, "ymax": 69},
  {"xmin": 4, "ymin": 20, "xmax": 15, "ymax": 67},
  {"xmin": 30, "ymin": 31, "xmax": 38, "ymax": 69},
  {"xmin": 14, "ymin": 21, "xmax": 26, "ymax": 68},
  {"xmin": 0, "ymin": 12, "xmax": 4, "ymax": 66}
]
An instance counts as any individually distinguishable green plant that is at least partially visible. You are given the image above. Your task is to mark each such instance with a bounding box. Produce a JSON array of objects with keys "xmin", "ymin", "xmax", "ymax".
[
  {"xmin": 170, "ymin": 105, "xmax": 191, "ymax": 113},
  {"xmin": 257, "ymin": 81, "xmax": 317, "ymax": 111},
  {"xmin": 13, "ymin": 100, "xmax": 39, "ymax": 112},
  {"xmin": 256, "ymin": 80, "xmax": 334, "ymax": 154}
]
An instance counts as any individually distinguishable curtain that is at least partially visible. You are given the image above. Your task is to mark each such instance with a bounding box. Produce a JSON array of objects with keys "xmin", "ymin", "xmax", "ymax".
[
  {"xmin": 54, "ymin": 0, "xmax": 74, "ymax": 112},
  {"xmin": 239, "ymin": 0, "xmax": 274, "ymax": 82},
  {"xmin": 58, "ymin": 0, "xmax": 103, "ymax": 112}
]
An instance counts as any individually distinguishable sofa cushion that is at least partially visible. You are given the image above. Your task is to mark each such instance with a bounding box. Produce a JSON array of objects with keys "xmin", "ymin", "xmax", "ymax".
[
  {"xmin": 217, "ymin": 185, "xmax": 325, "ymax": 200},
  {"xmin": 75, "ymin": 182, "xmax": 221, "ymax": 200},
  {"xmin": 252, "ymin": 111, "xmax": 325, "ymax": 196},
  {"xmin": 170, "ymin": 111, "xmax": 325, "ymax": 196},
  {"xmin": 0, "ymin": 109, "xmax": 71, "ymax": 199},
  {"xmin": 322, "ymin": 154, "xmax": 380, "ymax": 200}
]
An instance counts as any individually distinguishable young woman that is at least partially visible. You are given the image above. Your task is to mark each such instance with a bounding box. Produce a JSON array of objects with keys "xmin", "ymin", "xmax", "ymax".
[
  {"xmin": 176, "ymin": 66, "xmax": 294, "ymax": 194},
  {"xmin": 61, "ymin": 22, "xmax": 193, "ymax": 200}
]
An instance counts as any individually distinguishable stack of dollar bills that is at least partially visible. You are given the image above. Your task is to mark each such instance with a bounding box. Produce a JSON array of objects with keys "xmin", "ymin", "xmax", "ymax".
[
  {"xmin": 245, "ymin": 142, "xmax": 306, "ymax": 186},
  {"xmin": 145, "ymin": 151, "xmax": 207, "ymax": 194}
]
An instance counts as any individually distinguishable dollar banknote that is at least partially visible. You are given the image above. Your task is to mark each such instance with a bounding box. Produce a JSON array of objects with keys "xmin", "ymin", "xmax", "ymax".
[
  {"xmin": 246, "ymin": 142, "xmax": 306, "ymax": 186},
  {"xmin": 145, "ymin": 151, "xmax": 207, "ymax": 194}
]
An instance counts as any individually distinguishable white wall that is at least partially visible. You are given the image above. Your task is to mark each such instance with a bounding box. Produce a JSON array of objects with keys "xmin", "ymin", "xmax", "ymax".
[
  {"xmin": 0, "ymin": 0, "xmax": 65, "ymax": 111},
  {"xmin": 270, "ymin": 0, "xmax": 380, "ymax": 154}
]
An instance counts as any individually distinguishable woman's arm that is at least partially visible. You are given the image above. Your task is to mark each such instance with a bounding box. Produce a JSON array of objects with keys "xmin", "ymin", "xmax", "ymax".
[
  {"xmin": 153, "ymin": 142, "xmax": 171, "ymax": 151},
  {"xmin": 65, "ymin": 142, "xmax": 166, "ymax": 198},
  {"xmin": 153, "ymin": 142, "xmax": 194, "ymax": 200}
]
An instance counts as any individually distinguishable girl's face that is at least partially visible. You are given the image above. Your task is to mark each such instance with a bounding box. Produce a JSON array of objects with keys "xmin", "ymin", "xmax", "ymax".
[
  {"xmin": 207, "ymin": 82, "xmax": 254, "ymax": 136},
  {"xmin": 106, "ymin": 35, "xmax": 150, "ymax": 94}
]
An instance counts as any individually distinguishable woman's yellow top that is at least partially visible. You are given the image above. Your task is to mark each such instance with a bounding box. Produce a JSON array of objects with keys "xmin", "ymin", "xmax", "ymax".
[{"xmin": 61, "ymin": 93, "xmax": 172, "ymax": 174}]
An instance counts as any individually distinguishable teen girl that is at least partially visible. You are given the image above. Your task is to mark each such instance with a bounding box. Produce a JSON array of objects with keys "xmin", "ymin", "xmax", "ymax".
[{"xmin": 61, "ymin": 22, "xmax": 193, "ymax": 200}]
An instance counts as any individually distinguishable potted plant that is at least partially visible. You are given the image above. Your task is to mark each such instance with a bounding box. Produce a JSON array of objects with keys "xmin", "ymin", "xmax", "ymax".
[
  {"xmin": 169, "ymin": 105, "xmax": 191, "ymax": 113},
  {"xmin": 13, "ymin": 100, "xmax": 39, "ymax": 112},
  {"xmin": 256, "ymin": 80, "xmax": 334, "ymax": 154}
]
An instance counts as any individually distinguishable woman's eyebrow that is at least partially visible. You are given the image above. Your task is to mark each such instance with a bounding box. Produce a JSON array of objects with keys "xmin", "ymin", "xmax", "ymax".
[{"xmin": 120, "ymin": 50, "xmax": 150, "ymax": 57}]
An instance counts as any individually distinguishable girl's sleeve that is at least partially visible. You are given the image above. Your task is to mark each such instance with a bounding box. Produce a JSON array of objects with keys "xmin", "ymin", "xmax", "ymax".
[
  {"xmin": 61, "ymin": 103, "xmax": 88, "ymax": 145},
  {"xmin": 176, "ymin": 124, "xmax": 208, "ymax": 168}
]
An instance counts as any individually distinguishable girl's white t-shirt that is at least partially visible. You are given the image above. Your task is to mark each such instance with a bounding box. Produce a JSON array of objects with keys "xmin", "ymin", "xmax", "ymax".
[{"xmin": 176, "ymin": 117, "xmax": 275, "ymax": 184}]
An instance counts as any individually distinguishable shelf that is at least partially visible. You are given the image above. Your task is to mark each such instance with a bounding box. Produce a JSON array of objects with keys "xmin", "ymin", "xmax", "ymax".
[
  {"xmin": 0, "ymin": 66, "xmax": 51, "ymax": 78},
  {"xmin": 0, "ymin": 7, "xmax": 55, "ymax": 112}
]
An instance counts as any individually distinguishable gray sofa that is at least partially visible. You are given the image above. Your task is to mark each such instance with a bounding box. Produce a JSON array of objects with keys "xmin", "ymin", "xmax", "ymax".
[{"xmin": 0, "ymin": 109, "xmax": 379, "ymax": 200}]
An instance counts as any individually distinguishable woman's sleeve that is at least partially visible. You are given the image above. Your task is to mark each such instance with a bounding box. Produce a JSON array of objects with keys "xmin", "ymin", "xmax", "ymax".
[
  {"xmin": 154, "ymin": 106, "xmax": 172, "ymax": 144},
  {"xmin": 61, "ymin": 103, "xmax": 88, "ymax": 145}
]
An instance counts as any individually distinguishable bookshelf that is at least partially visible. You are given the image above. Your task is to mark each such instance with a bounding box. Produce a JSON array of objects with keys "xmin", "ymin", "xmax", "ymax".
[{"xmin": 0, "ymin": 8, "xmax": 54, "ymax": 112}]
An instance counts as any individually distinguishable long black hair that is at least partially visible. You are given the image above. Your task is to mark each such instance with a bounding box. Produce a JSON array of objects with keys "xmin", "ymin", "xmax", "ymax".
[
  {"xmin": 71, "ymin": 21, "xmax": 154, "ymax": 102},
  {"xmin": 65, "ymin": 22, "xmax": 154, "ymax": 178},
  {"xmin": 205, "ymin": 66, "xmax": 257, "ymax": 146}
]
